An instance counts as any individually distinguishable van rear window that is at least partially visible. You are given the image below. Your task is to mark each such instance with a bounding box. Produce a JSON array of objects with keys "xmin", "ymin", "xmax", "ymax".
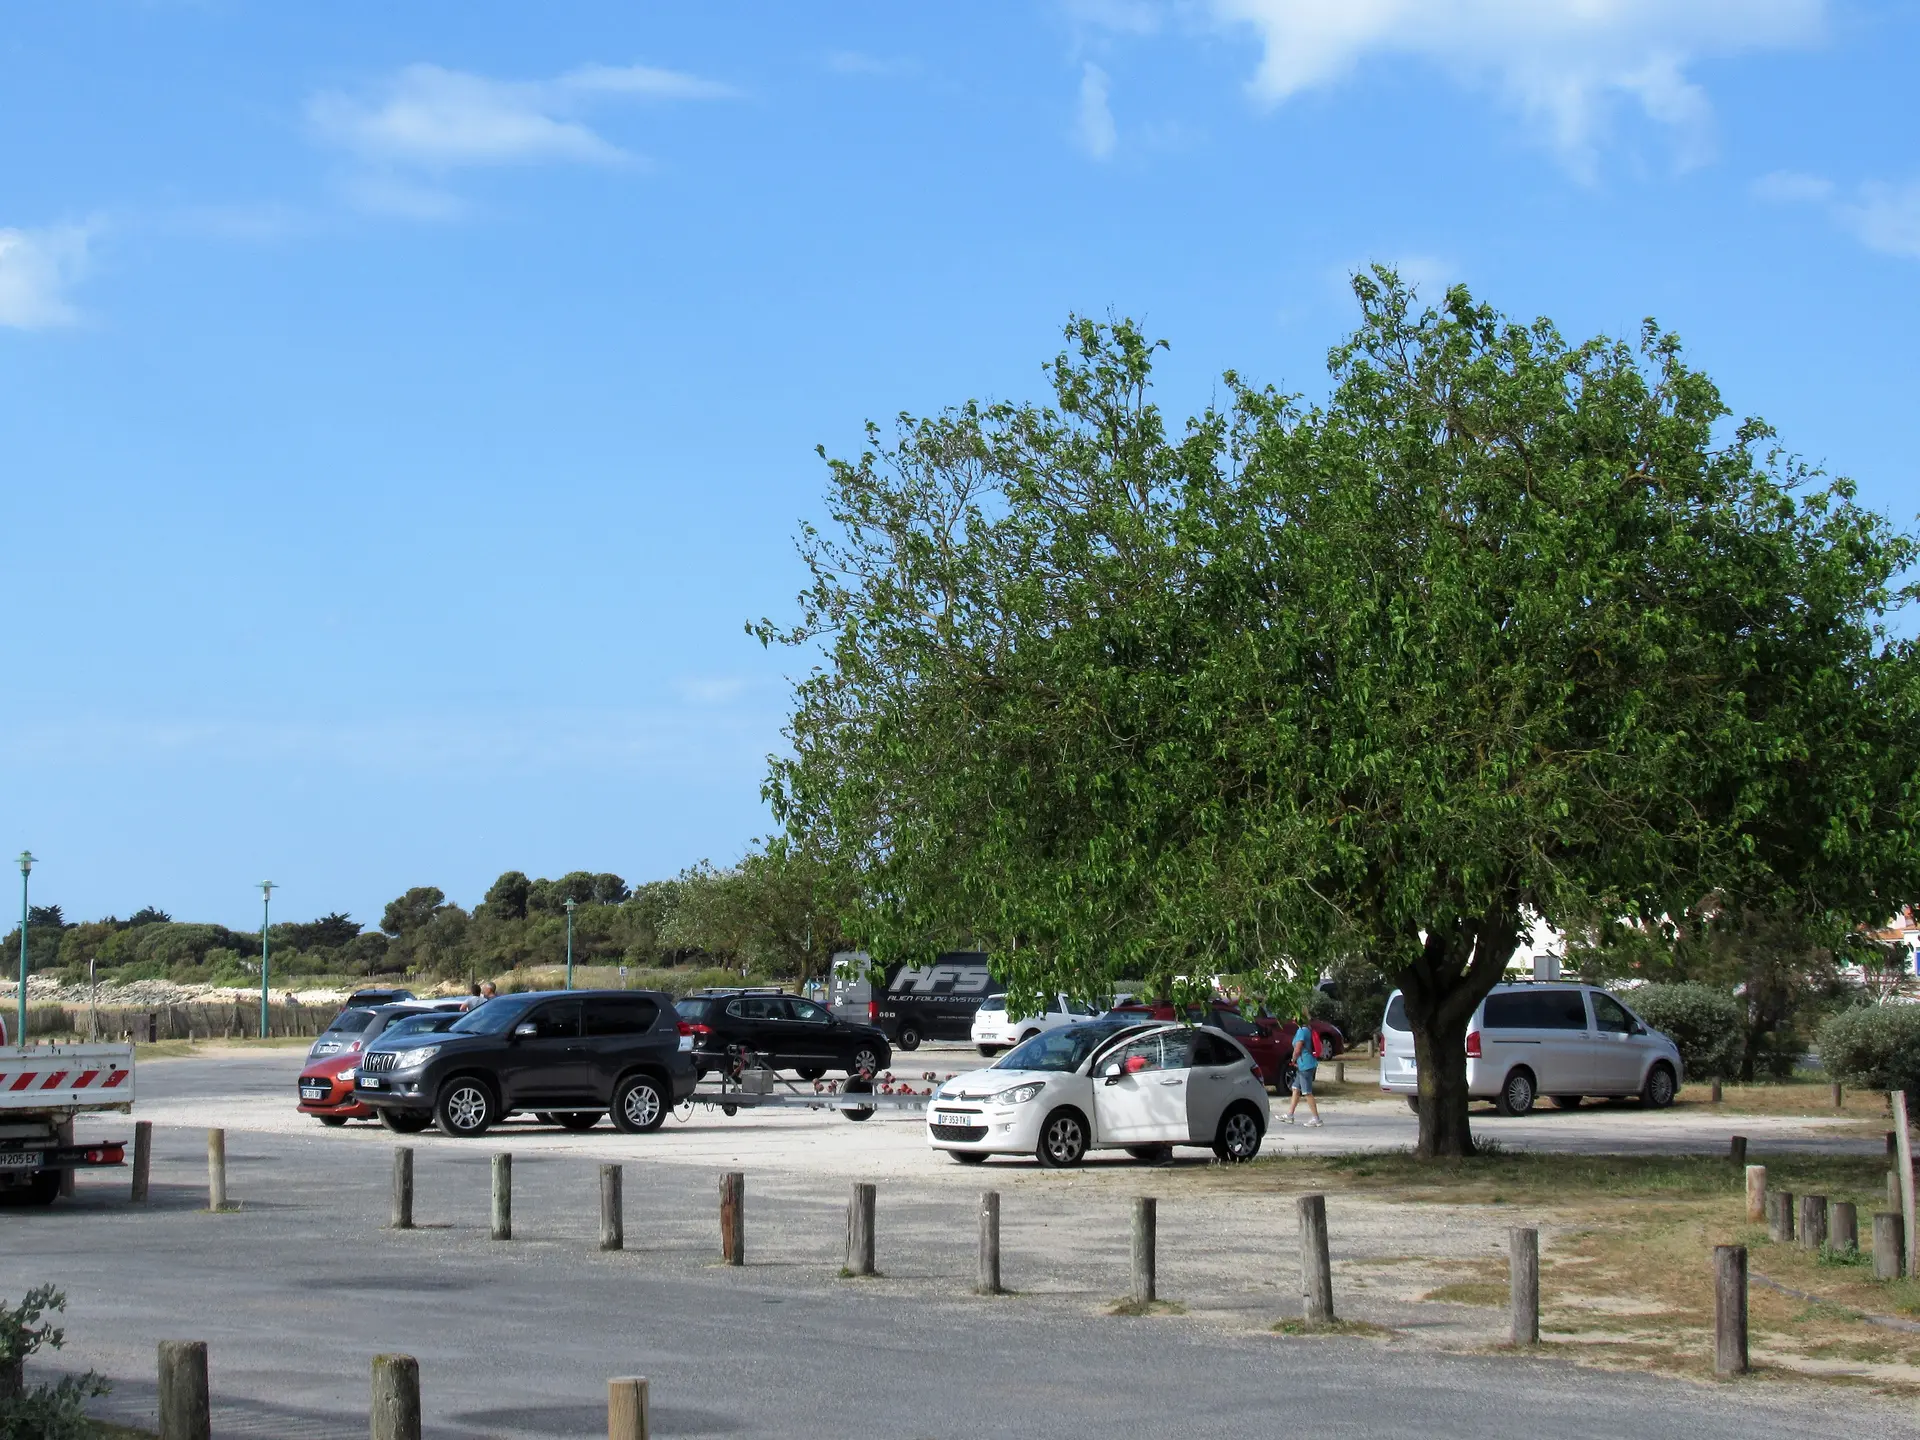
[
  {"xmin": 1383, "ymin": 995, "xmax": 1408, "ymax": 1032},
  {"xmin": 1483, "ymin": 990, "xmax": 1588, "ymax": 1030},
  {"xmin": 324, "ymin": 1008, "xmax": 376, "ymax": 1035}
]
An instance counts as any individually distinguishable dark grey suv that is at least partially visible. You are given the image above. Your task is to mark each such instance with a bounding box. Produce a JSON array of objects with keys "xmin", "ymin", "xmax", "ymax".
[{"xmin": 352, "ymin": 989, "xmax": 696, "ymax": 1138}]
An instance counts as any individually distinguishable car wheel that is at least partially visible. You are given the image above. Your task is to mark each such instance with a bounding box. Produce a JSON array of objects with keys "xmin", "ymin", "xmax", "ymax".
[
  {"xmin": 1036, "ymin": 1108, "xmax": 1089, "ymax": 1168},
  {"xmin": 847, "ymin": 1047, "xmax": 884, "ymax": 1078},
  {"xmin": 843, "ymin": 1076, "xmax": 875, "ymax": 1122},
  {"xmin": 611, "ymin": 1075, "xmax": 667, "ymax": 1133},
  {"xmin": 1641, "ymin": 1064, "xmax": 1677, "ymax": 1110},
  {"xmin": 1551, "ymin": 1095, "xmax": 1584, "ymax": 1110},
  {"xmin": 556, "ymin": 1112, "xmax": 603, "ymax": 1132},
  {"xmin": 949, "ymin": 1150, "xmax": 989, "ymax": 1165},
  {"xmin": 318, "ymin": 1115, "xmax": 349, "ymax": 1128},
  {"xmin": 1213, "ymin": 1105, "xmax": 1264, "ymax": 1163},
  {"xmin": 1496, "ymin": 1069, "xmax": 1536, "ymax": 1117},
  {"xmin": 977, "ymin": 1045, "xmax": 999, "ymax": 1058},
  {"xmin": 1124, "ymin": 1145, "xmax": 1173, "ymax": 1164},
  {"xmin": 435, "ymin": 1078, "xmax": 497, "ymax": 1137},
  {"xmin": 796, "ymin": 1066, "xmax": 826, "ymax": 1081},
  {"xmin": 0, "ymin": 1170, "xmax": 63, "ymax": 1207},
  {"xmin": 897, "ymin": 1024, "xmax": 922, "ymax": 1052},
  {"xmin": 380, "ymin": 1109, "xmax": 432, "ymax": 1135},
  {"xmin": 1406, "ymin": 1095, "xmax": 1421, "ymax": 1114}
]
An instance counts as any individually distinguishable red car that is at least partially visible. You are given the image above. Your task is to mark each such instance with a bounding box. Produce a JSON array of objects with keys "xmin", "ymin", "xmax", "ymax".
[
  {"xmin": 1107, "ymin": 999, "xmax": 1344, "ymax": 1088},
  {"xmin": 297, "ymin": 1003, "xmax": 468, "ymax": 1126}
]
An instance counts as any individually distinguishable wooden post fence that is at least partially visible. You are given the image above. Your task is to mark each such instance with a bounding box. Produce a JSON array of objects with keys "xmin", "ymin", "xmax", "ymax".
[
  {"xmin": 1130, "ymin": 1197, "xmax": 1157, "ymax": 1305},
  {"xmin": 1713, "ymin": 1246, "xmax": 1748, "ymax": 1377},
  {"xmin": 130, "ymin": 1120, "xmax": 152, "ymax": 1203},
  {"xmin": 370, "ymin": 1354, "xmax": 421, "ymax": 1440},
  {"xmin": 1875, "ymin": 1211, "xmax": 1904, "ymax": 1280},
  {"xmin": 847, "ymin": 1182, "xmax": 876, "ymax": 1276},
  {"xmin": 206, "ymin": 1129, "xmax": 227, "ymax": 1211},
  {"xmin": 490, "ymin": 1153, "xmax": 511, "ymax": 1242},
  {"xmin": 978, "ymin": 1190, "xmax": 1002, "ymax": 1295},
  {"xmin": 1832, "ymin": 1200, "xmax": 1858, "ymax": 1254},
  {"xmin": 600, "ymin": 1164, "xmax": 624, "ymax": 1252},
  {"xmin": 1298, "ymin": 1193, "xmax": 1334, "ymax": 1325},
  {"xmin": 1894, "ymin": 1090, "xmax": 1916, "ymax": 1279},
  {"xmin": 391, "ymin": 1148, "xmax": 414, "ymax": 1230},
  {"xmin": 1744, "ymin": 1165, "xmax": 1766, "ymax": 1224},
  {"xmin": 157, "ymin": 1340, "xmax": 210, "ymax": 1440},
  {"xmin": 609, "ymin": 1377, "xmax": 650, "ymax": 1440},
  {"xmin": 720, "ymin": 1172, "xmax": 744, "ymax": 1265},
  {"xmin": 1766, "ymin": 1190, "xmax": 1794, "ymax": 1244},
  {"xmin": 1728, "ymin": 1135, "xmax": 1746, "ymax": 1167},
  {"xmin": 1798, "ymin": 1194, "xmax": 1828, "ymax": 1252},
  {"xmin": 1509, "ymin": 1227, "xmax": 1539, "ymax": 1346}
]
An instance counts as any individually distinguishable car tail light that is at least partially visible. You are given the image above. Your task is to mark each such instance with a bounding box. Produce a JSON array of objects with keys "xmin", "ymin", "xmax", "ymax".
[
  {"xmin": 1466, "ymin": 1030, "xmax": 1482, "ymax": 1058},
  {"xmin": 677, "ymin": 1021, "xmax": 693, "ymax": 1037},
  {"xmin": 867, "ymin": 1001, "xmax": 878, "ymax": 1022}
]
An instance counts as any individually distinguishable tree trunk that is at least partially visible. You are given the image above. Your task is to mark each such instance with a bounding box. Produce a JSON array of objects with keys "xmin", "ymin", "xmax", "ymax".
[
  {"xmin": 1398, "ymin": 903, "xmax": 1522, "ymax": 1159},
  {"xmin": 1412, "ymin": 1006, "xmax": 1477, "ymax": 1158}
]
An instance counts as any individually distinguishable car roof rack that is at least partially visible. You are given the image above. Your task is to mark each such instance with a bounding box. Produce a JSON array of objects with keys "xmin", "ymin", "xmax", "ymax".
[{"xmin": 687, "ymin": 986, "xmax": 789, "ymax": 996}]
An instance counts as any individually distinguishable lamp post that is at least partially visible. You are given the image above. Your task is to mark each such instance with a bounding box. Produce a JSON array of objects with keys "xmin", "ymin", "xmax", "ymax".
[
  {"xmin": 564, "ymin": 896, "xmax": 576, "ymax": 991},
  {"xmin": 258, "ymin": 881, "xmax": 276, "ymax": 1039},
  {"xmin": 15, "ymin": 852, "xmax": 33, "ymax": 1047}
]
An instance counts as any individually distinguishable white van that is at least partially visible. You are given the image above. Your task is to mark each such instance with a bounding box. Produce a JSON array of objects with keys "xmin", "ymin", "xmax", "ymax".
[{"xmin": 1379, "ymin": 983, "xmax": 1683, "ymax": 1115}]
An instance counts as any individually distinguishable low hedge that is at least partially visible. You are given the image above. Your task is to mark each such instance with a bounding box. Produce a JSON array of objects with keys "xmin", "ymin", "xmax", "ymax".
[
  {"xmin": 1817, "ymin": 1003, "xmax": 1920, "ymax": 1098},
  {"xmin": 1618, "ymin": 982, "xmax": 1743, "ymax": 1081}
]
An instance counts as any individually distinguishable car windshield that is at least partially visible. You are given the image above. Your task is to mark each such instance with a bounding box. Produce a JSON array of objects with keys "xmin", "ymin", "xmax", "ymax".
[
  {"xmin": 977, "ymin": 994, "xmax": 1007, "ymax": 1012},
  {"xmin": 675, "ymin": 998, "xmax": 713, "ymax": 1023},
  {"xmin": 323, "ymin": 1008, "xmax": 376, "ymax": 1035},
  {"xmin": 382, "ymin": 1013, "xmax": 455, "ymax": 1040},
  {"xmin": 449, "ymin": 995, "xmax": 540, "ymax": 1035},
  {"xmin": 995, "ymin": 1020, "xmax": 1132, "ymax": 1073}
]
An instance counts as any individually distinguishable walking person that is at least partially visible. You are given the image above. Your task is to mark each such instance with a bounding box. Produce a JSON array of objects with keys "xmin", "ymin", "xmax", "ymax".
[{"xmin": 1280, "ymin": 1021, "xmax": 1323, "ymax": 1127}]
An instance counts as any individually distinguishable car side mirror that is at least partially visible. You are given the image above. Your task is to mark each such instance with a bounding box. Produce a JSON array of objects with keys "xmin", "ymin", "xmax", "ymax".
[
  {"xmin": 512, "ymin": 1022, "xmax": 537, "ymax": 1038},
  {"xmin": 1631, "ymin": 1022, "xmax": 1647, "ymax": 1036},
  {"xmin": 1102, "ymin": 1061, "xmax": 1123, "ymax": 1084}
]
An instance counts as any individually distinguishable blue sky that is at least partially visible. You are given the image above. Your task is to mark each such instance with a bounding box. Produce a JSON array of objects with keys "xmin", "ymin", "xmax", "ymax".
[{"xmin": 3, "ymin": 1, "xmax": 1916, "ymax": 931}]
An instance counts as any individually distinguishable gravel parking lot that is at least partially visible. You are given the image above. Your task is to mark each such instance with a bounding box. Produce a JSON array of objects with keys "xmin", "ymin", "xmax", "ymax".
[{"xmin": 1, "ymin": 1048, "xmax": 1901, "ymax": 1438}]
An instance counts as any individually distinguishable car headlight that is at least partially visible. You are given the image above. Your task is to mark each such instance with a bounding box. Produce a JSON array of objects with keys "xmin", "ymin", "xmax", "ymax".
[
  {"xmin": 339, "ymin": 1069, "xmax": 356, "ymax": 1083},
  {"xmin": 392, "ymin": 1046, "xmax": 440, "ymax": 1071},
  {"xmin": 996, "ymin": 1082, "xmax": 1045, "ymax": 1105}
]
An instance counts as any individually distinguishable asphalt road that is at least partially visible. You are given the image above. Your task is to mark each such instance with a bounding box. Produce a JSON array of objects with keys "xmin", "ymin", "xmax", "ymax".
[{"xmin": 0, "ymin": 1050, "xmax": 1904, "ymax": 1438}]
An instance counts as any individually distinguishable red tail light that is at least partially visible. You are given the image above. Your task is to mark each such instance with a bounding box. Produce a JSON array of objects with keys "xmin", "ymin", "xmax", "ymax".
[
  {"xmin": 677, "ymin": 1021, "xmax": 692, "ymax": 1037},
  {"xmin": 867, "ymin": 1001, "xmax": 877, "ymax": 1022},
  {"xmin": 1465, "ymin": 1030, "xmax": 1482, "ymax": 1058}
]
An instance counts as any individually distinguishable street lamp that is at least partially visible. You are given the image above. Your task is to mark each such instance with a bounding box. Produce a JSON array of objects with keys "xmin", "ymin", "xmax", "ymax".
[
  {"xmin": 564, "ymin": 896, "xmax": 576, "ymax": 991},
  {"xmin": 258, "ymin": 881, "xmax": 276, "ymax": 1039},
  {"xmin": 15, "ymin": 852, "xmax": 33, "ymax": 1047}
]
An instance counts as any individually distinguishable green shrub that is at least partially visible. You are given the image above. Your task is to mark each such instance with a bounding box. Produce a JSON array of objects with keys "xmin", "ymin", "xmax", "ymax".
[
  {"xmin": 0, "ymin": 1285, "xmax": 109, "ymax": 1440},
  {"xmin": 1619, "ymin": 983, "xmax": 1743, "ymax": 1081},
  {"xmin": 1816, "ymin": 1003, "xmax": 1920, "ymax": 1097}
]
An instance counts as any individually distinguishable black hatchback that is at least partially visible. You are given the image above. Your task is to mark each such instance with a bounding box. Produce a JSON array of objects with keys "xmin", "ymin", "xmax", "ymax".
[
  {"xmin": 675, "ymin": 989, "xmax": 891, "ymax": 1079},
  {"xmin": 352, "ymin": 989, "xmax": 696, "ymax": 1138}
]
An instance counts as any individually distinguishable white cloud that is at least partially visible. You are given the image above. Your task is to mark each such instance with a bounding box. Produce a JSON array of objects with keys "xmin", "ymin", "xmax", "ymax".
[
  {"xmin": 308, "ymin": 59, "xmax": 736, "ymax": 216},
  {"xmin": 1077, "ymin": 62, "xmax": 1118, "ymax": 159},
  {"xmin": 0, "ymin": 225, "xmax": 90, "ymax": 329},
  {"xmin": 1761, "ymin": 170, "xmax": 1920, "ymax": 260},
  {"xmin": 1203, "ymin": 0, "xmax": 1824, "ymax": 172}
]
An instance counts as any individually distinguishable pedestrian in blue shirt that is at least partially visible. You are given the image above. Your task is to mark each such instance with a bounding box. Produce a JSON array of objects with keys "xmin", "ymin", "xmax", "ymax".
[{"xmin": 1280, "ymin": 1023, "xmax": 1323, "ymax": 1127}]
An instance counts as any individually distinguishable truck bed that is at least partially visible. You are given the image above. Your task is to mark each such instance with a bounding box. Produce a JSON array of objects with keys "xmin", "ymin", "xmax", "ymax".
[{"xmin": 0, "ymin": 1042, "xmax": 136, "ymax": 1113}]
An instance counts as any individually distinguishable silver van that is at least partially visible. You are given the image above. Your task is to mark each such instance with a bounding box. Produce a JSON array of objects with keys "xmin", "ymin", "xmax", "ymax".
[{"xmin": 1379, "ymin": 983, "xmax": 1683, "ymax": 1115}]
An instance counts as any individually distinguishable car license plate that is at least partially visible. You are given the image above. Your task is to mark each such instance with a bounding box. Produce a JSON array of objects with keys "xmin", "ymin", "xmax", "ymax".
[
  {"xmin": 300, "ymin": 1086, "xmax": 328, "ymax": 1100},
  {"xmin": 360, "ymin": 1077, "xmax": 381, "ymax": 1089},
  {"xmin": 936, "ymin": 1111, "xmax": 976, "ymax": 1126},
  {"xmin": 0, "ymin": 1152, "xmax": 42, "ymax": 1169}
]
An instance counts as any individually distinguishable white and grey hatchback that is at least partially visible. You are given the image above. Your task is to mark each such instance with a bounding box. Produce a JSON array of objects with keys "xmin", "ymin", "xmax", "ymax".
[{"xmin": 1379, "ymin": 983, "xmax": 1684, "ymax": 1116}]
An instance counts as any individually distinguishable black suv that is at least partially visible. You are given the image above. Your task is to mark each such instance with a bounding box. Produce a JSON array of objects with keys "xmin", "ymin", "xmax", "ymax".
[
  {"xmin": 675, "ymin": 989, "xmax": 891, "ymax": 1080},
  {"xmin": 352, "ymin": 989, "xmax": 696, "ymax": 1138}
]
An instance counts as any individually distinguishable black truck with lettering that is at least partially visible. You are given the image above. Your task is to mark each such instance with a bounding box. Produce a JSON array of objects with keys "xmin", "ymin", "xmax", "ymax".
[{"xmin": 828, "ymin": 951, "xmax": 993, "ymax": 1051}]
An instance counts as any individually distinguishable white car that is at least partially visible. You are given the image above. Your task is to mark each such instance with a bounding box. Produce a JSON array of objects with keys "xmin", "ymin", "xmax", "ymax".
[
  {"xmin": 970, "ymin": 992, "xmax": 1101, "ymax": 1056},
  {"xmin": 928, "ymin": 1020, "xmax": 1270, "ymax": 1166},
  {"xmin": 1379, "ymin": 982, "xmax": 1685, "ymax": 1114}
]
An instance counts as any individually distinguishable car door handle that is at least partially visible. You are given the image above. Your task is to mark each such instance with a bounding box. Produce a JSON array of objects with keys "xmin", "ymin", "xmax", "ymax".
[{"xmin": 1159, "ymin": 1078, "xmax": 1183, "ymax": 1086}]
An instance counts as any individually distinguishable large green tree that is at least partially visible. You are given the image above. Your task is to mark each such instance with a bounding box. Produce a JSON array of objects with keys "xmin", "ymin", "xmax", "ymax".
[{"xmin": 765, "ymin": 274, "xmax": 1920, "ymax": 1156}]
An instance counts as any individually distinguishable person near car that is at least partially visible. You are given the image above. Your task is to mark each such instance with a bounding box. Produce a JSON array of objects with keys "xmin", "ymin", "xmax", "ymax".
[
  {"xmin": 479, "ymin": 980, "xmax": 496, "ymax": 1000},
  {"xmin": 1282, "ymin": 1022, "xmax": 1323, "ymax": 1127}
]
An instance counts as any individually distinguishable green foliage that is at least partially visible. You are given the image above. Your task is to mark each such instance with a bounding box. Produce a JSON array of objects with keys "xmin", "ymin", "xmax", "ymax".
[
  {"xmin": 1817, "ymin": 1003, "xmax": 1920, "ymax": 1098},
  {"xmin": 482, "ymin": 871, "xmax": 531, "ymax": 921},
  {"xmin": 1621, "ymin": 983, "xmax": 1744, "ymax": 1081},
  {"xmin": 381, "ymin": 887, "xmax": 447, "ymax": 937},
  {"xmin": 659, "ymin": 842, "xmax": 845, "ymax": 985},
  {"xmin": 0, "ymin": 1285, "xmax": 109, "ymax": 1440},
  {"xmin": 762, "ymin": 275, "xmax": 1920, "ymax": 1158},
  {"xmin": 274, "ymin": 913, "xmax": 361, "ymax": 950}
]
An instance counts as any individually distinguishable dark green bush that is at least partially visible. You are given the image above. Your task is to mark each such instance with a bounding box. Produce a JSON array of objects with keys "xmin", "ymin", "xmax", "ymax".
[
  {"xmin": 1619, "ymin": 983, "xmax": 1743, "ymax": 1081},
  {"xmin": 0, "ymin": 1285, "xmax": 108, "ymax": 1440},
  {"xmin": 1817, "ymin": 1003, "xmax": 1920, "ymax": 1097}
]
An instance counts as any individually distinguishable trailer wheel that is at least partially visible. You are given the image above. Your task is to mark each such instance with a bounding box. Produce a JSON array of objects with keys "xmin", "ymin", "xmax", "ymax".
[
  {"xmin": 0, "ymin": 1170, "xmax": 62, "ymax": 1207},
  {"xmin": 843, "ymin": 1077, "xmax": 875, "ymax": 1122}
]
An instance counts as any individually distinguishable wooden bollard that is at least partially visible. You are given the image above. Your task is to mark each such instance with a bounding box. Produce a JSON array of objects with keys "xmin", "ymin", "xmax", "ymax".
[
  {"xmin": 1710, "ymin": 1079, "xmax": 1723, "ymax": 1103},
  {"xmin": 1298, "ymin": 1192, "xmax": 1334, "ymax": 1324},
  {"xmin": 1130, "ymin": 1196, "xmax": 1157, "ymax": 1305},
  {"xmin": 370, "ymin": 1354, "xmax": 421, "ymax": 1440},
  {"xmin": 977, "ymin": 1190, "xmax": 1002, "ymax": 1295},
  {"xmin": 608, "ymin": 1377, "xmax": 650, "ymax": 1440},
  {"xmin": 1728, "ymin": 1135, "xmax": 1746, "ymax": 1167},
  {"xmin": 1745, "ymin": 1165, "xmax": 1766, "ymax": 1224},
  {"xmin": 1832, "ymin": 1200, "xmax": 1858, "ymax": 1254},
  {"xmin": 846, "ymin": 1182, "xmax": 876, "ymax": 1277},
  {"xmin": 206, "ymin": 1129, "xmax": 227, "ymax": 1211},
  {"xmin": 1875, "ymin": 1211, "xmax": 1904, "ymax": 1280},
  {"xmin": 1831, "ymin": 1081, "xmax": 1844, "ymax": 1109},
  {"xmin": 1767, "ymin": 1190, "xmax": 1794, "ymax": 1244},
  {"xmin": 1713, "ymin": 1245, "xmax": 1748, "ymax": 1377},
  {"xmin": 1334, "ymin": 1061, "xmax": 1346, "ymax": 1084},
  {"xmin": 157, "ymin": 1340, "xmax": 210, "ymax": 1440},
  {"xmin": 600, "ymin": 1164, "xmax": 624, "ymax": 1251},
  {"xmin": 1509, "ymin": 1227, "xmax": 1539, "ymax": 1346},
  {"xmin": 391, "ymin": 1148, "xmax": 414, "ymax": 1230},
  {"xmin": 720, "ymin": 1171, "xmax": 744, "ymax": 1265},
  {"xmin": 130, "ymin": 1120, "xmax": 152, "ymax": 1203},
  {"xmin": 490, "ymin": 1153, "xmax": 511, "ymax": 1241},
  {"xmin": 1798, "ymin": 1194, "xmax": 1828, "ymax": 1251}
]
